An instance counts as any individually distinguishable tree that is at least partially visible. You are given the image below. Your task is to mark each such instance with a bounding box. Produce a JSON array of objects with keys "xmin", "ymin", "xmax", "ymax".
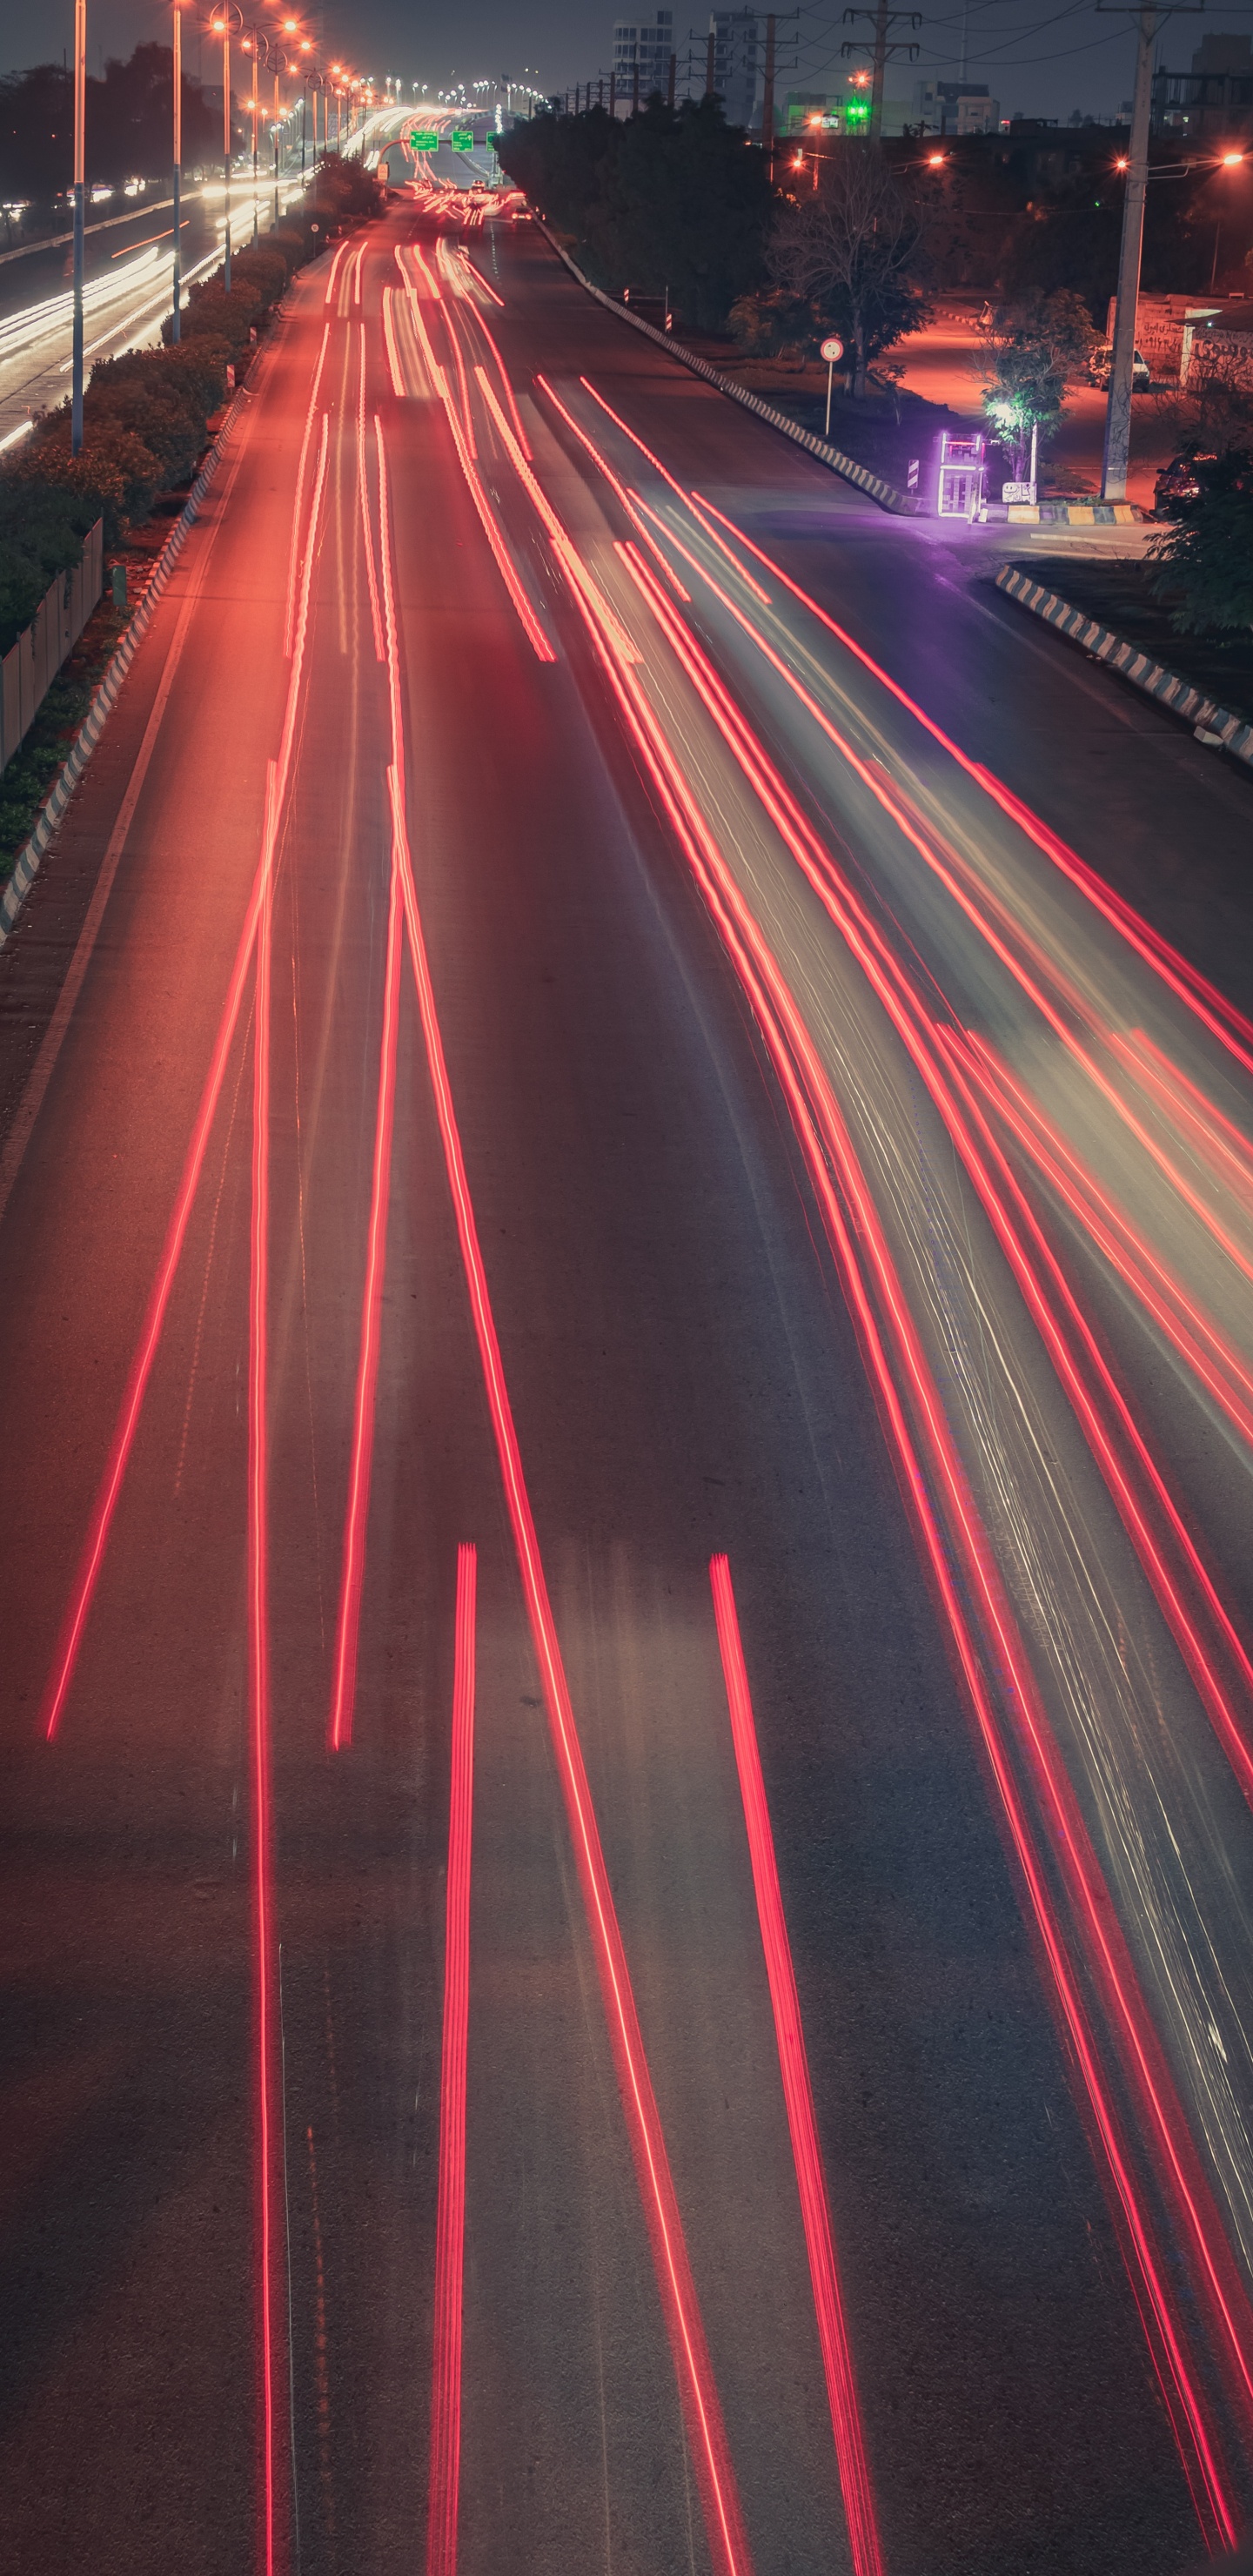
[
  {"xmin": 767, "ymin": 141, "xmax": 926, "ymax": 396},
  {"xmin": 1149, "ymin": 449, "xmax": 1253, "ymax": 633},
  {"xmin": 978, "ymin": 289, "xmax": 1095, "ymax": 480},
  {"xmin": 0, "ymin": 47, "xmax": 223, "ymax": 203},
  {"xmin": 496, "ymin": 97, "xmax": 771, "ymax": 333},
  {"xmin": 728, "ymin": 285, "xmax": 815, "ymax": 365}
]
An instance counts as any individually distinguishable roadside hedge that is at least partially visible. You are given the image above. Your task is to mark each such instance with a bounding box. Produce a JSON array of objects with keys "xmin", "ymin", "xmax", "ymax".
[{"xmin": 0, "ymin": 480, "xmax": 102, "ymax": 656}]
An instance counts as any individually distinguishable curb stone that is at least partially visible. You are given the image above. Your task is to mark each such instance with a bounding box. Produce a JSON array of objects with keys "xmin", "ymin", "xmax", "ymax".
[
  {"xmin": 0, "ymin": 385, "xmax": 248, "ymax": 949},
  {"xmin": 535, "ymin": 225, "xmax": 925, "ymax": 517},
  {"xmin": 995, "ymin": 561, "xmax": 1253, "ymax": 763}
]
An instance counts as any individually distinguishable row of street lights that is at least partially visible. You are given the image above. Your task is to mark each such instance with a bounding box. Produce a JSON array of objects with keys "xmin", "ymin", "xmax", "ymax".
[{"xmin": 68, "ymin": 2, "xmax": 385, "ymax": 452}]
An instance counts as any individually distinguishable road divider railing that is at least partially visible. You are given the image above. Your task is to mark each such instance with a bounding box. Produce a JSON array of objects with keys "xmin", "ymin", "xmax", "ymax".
[
  {"xmin": 1, "ymin": 520, "xmax": 104, "ymax": 774},
  {"xmin": 0, "ymin": 388, "xmax": 246, "ymax": 949},
  {"xmin": 535, "ymin": 223, "xmax": 925, "ymax": 519},
  {"xmin": 995, "ymin": 560, "xmax": 1253, "ymax": 764}
]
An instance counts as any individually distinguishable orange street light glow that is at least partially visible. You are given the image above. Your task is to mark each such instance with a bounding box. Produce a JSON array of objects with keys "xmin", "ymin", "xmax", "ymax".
[
  {"xmin": 928, "ymin": 151, "xmax": 945, "ymax": 164},
  {"xmin": 1223, "ymin": 150, "xmax": 1244, "ymax": 165}
]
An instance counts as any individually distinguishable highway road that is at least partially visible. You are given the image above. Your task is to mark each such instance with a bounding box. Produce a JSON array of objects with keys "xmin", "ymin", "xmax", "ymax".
[{"xmin": 2, "ymin": 193, "xmax": 1253, "ymax": 2576}]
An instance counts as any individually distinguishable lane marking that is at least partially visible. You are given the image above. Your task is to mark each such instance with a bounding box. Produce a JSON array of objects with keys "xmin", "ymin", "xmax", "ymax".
[
  {"xmin": 426, "ymin": 1542, "xmax": 477, "ymax": 2576},
  {"xmin": 710, "ymin": 1556, "xmax": 884, "ymax": 2576},
  {"xmin": 372, "ymin": 412, "xmax": 752, "ymax": 2576}
]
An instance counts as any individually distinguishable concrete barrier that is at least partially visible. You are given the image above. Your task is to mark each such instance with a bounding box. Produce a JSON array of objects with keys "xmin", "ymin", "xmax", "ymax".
[
  {"xmin": 995, "ymin": 560, "xmax": 1253, "ymax": 763},
  {"xmin": 0, "ymin": 519, "xmax": 104, "ymax": 773}
]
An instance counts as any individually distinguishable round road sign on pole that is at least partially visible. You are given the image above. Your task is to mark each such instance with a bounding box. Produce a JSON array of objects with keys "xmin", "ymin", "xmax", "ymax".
[{"xmin": 820, "ymin": 335, "xmax": 844, "ymax": 362}]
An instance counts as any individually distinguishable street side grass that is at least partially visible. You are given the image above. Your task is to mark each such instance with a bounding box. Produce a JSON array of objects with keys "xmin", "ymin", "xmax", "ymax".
[
  {"xmin": 1008, "ymin": 553, "xmax": 1253, "ymax": 730},
  {"xmin": 678, "ymin": 332, "xmax": 977, "ymax": 491}
]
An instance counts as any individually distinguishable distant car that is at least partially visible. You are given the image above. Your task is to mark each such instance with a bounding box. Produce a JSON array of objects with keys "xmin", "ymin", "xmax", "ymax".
[
  {"xmin": 1088, "ymin": 339, "xmax": 1151, "ymax": 389},
  {"xmin": 1154, "ymin": 450, "xmax": 1217, "ymax": 517}
]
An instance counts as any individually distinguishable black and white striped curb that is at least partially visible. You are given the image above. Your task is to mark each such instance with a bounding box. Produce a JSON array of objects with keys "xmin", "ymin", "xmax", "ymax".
[
  {"xmin": 537, "ymin": 225, "xmax": 924, "ymax": 517},
  {"xmin": 0, "ymin": 389, "xmax": 245, "ymax": 949},
  {"xmin": 995, "ymin": 562, "xmax": 1253, "ymax": 764}
]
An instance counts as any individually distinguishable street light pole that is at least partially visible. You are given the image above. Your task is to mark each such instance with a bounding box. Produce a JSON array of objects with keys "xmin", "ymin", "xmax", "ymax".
[
  {"xmin": 71, "ymin": 0, "xmax": 85, "ymax": 454},
  {"xmin": 1102, "ymin": 3, "xmax": 1157, "ymax": 500},
  {"xmin": 171, "ymin": 0, "xmax": 182, "ymax": 342},
  {"xmin": 222, "ymin": 21, "xmax": 232, "ymax": 290},
  {"xmin": 251, "ymin": 39, "xmax": 259, "ymax": 241}
]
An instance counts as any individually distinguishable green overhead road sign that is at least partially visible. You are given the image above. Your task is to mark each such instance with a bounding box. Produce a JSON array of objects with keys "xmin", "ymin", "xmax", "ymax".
[
  {"xmin": 411, "ymin": 128, "xmax": 439, "ymax": 151},
  {"xmin": 451, "ymin": 126, "xmax": 473, "ymax": 151}
]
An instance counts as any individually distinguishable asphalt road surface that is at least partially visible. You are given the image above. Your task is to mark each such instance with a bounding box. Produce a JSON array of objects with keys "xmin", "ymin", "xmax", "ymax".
[{"xmin": 2, "ymin": 195, "xmax": 1253, "ymax": 2576}]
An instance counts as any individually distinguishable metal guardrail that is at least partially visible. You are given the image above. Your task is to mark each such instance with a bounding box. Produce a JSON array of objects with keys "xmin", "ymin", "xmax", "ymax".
[
  {"xmin": 0, "ymin": 519, "xmax": 104, "ymax": 773},
  {"xmin": 536, "ymin": 225, "xmax": 925, "ymax": 517}
]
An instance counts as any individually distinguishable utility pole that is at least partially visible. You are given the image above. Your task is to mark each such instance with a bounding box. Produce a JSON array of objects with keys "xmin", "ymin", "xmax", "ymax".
[
  {"xmin": 171, "ymin": 0, "xmax": 182, "ymax": 342},
  {"xmin": 869, "ymin": 0, "xmax": 888, "ymax": 136},
  {"xmin": 71, "ymin": 0, "xmax": 85, "ymax": 453},
  {"xmin": 1101, "ymin": 3, "xmax": 1157, "ymax": 498},
  {"xmin": 706, "ymin": 27, "xmax": 716, "ymax": 93},
  {"xmin": 667, "ymin": 50, "xmax": 677, "ymax": 105},
  {"xmin": 633, "ymin": 52, "xmax": 640, "ymax": 111},
  {"xmin": 761, "ymin": 11, "xmax": 775, "ymax": 175},
  {"xmin": 222, "ymin": 20, "xmax": 231, "ymax": 291},
  {"xmin": 609, "ymin": 69, "xmax": 616, "ymax": 114}
]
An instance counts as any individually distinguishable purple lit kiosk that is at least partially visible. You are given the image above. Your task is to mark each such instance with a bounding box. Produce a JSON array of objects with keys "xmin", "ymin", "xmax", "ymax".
[{"xmin": 936, "ymin": 430, "xmax": 985, "ymax": 520}]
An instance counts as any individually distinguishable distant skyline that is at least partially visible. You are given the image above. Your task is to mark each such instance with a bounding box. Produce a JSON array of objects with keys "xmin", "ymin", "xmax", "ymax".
[{"xmin": 3, "ymin": 0, "xmax": 1253, "ymax": 128}]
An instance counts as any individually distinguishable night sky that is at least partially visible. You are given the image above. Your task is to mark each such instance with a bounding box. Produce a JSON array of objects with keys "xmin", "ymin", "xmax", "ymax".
[{"xmin": 3, "ymin": 0, "xmax": 1253, "ymax": 135}]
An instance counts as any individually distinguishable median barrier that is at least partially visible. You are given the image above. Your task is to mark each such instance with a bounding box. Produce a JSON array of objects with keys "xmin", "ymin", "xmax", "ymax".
[
  {"xmin": 536, "ymin": 225, "xmax": 925, "ymax": 518},
  {"xmin": 0, "ymin": 519, "xmax": 104, "ymax": 774},
  {"xmin": 995, "ymin": 560, "xmax": 1253, "ymax": 763}
]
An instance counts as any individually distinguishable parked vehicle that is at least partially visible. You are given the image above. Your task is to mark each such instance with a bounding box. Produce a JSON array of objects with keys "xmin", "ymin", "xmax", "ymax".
[
  {"xmin": 1153, "ymin": 450, "xmax": 1217, "ymax": 517},
  {"xmin": 1088, "ymin": 340, "xmax": 1151, "ymax": 389}
]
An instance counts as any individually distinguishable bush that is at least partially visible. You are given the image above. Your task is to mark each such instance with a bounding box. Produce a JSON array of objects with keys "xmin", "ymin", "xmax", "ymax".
[
  {"xmin": 228, "ymin": 246, "xmax": 287, "ymax": 313},
  {"xmin": 728, "ymin": 287, "xmax": 817, "ymax": 364},
  {"xmin": 178, "ymin": 274, "xmax": 262, "ymax": 356},
  {"xmin": 1, "ymin": 420, "xmax": 161, "ymax": 541},
  {"xmin": 0, "ymin": 480, "xmax": 101, "ymax": 654},
  {"xmin": 1149, "ymin": 449, "xmax": 1253, "ymax": 633},
  {"xmin": 85, "ymin": 351, "xmax": 206, "ymax": 485},
  {"xmin": 163, "ymin": 333, "xmax": 233, "ymax": 416},
  {"xmin": 267, "ymin": 226, "xmax": 310, "ymax": 272}
]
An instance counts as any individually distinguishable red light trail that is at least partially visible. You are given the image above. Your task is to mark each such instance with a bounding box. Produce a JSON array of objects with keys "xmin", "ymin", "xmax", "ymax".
[
  {"xmin": 249, "ymin": 753, "xmax": 281, "ymax": 2576},
  {"xmin": 488, "ymin": 468, "xmax": 1245, "ymax": 2531},
  {"xmin": 326, "ymin": 839, "xmax": 403, "ymax": 1753},
  {"xmin": 681, "ymin": 488, "xmax": 1253, "ymax": 1083},
  {"xmin": 41, "ymin": 417, "xmax": 331, "ymax": 1745},
  {"xmin": 372, "ymin": 411, "xmax": 754, "ymax": 2576},
  {"xmin": 426, "ymin": 1543, "xmax": 477, "ymax": 2576},
  {"xmin": 710, "ymin": 1555, "xmax": 884, "ymax": 2576},
  {"xmin": 357, "ymin": 328, "xmax": 385, "ymax": 660}
]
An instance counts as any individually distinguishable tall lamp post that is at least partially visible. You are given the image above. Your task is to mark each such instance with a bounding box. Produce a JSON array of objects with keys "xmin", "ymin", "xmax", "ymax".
[
  {"xmin": 212, "ymin": 11, "xmax": 235, "ymax": 290},
  {"xmin": 71, "ymin": 0, "xmax": 85, "ymax": 453},
  {"xmin": 171, "ymin": 0, "xmax": 183, "ymax": 341}
]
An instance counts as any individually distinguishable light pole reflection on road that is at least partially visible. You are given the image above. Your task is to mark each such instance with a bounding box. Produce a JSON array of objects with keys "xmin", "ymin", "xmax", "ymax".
[{"xmin": 71, "ymin": 0, "xmax": 85, "ymax": 453}]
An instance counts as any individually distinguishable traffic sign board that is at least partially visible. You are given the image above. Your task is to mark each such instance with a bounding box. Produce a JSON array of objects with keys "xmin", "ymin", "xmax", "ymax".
[
  {"xmin": 820, "ymin": 336, "xmax": 845, "ymax": 362},
  {"xmin": 451, "ymin": 126, "xmax": 473, "ymax": 151},
  {"xmin": 411, "ymin": 128, "xmax": 439, "ymax": 151}
]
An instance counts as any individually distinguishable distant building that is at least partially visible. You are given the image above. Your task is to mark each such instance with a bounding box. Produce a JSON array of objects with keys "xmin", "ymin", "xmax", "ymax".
[
  {"xmin": 612, "ymin": 10, "xmax": 674, "ymax": 104},
  {"xmin": 1153, "ymin": 30, "xmax": 1253, "ymax": 136},
  {"xmin": 914, "ymin": 80, "xmax": 999, "ymax": 134},
  {"xmin": 708, "ymin": 9, "xmax": 759, "ymax": 129}
]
